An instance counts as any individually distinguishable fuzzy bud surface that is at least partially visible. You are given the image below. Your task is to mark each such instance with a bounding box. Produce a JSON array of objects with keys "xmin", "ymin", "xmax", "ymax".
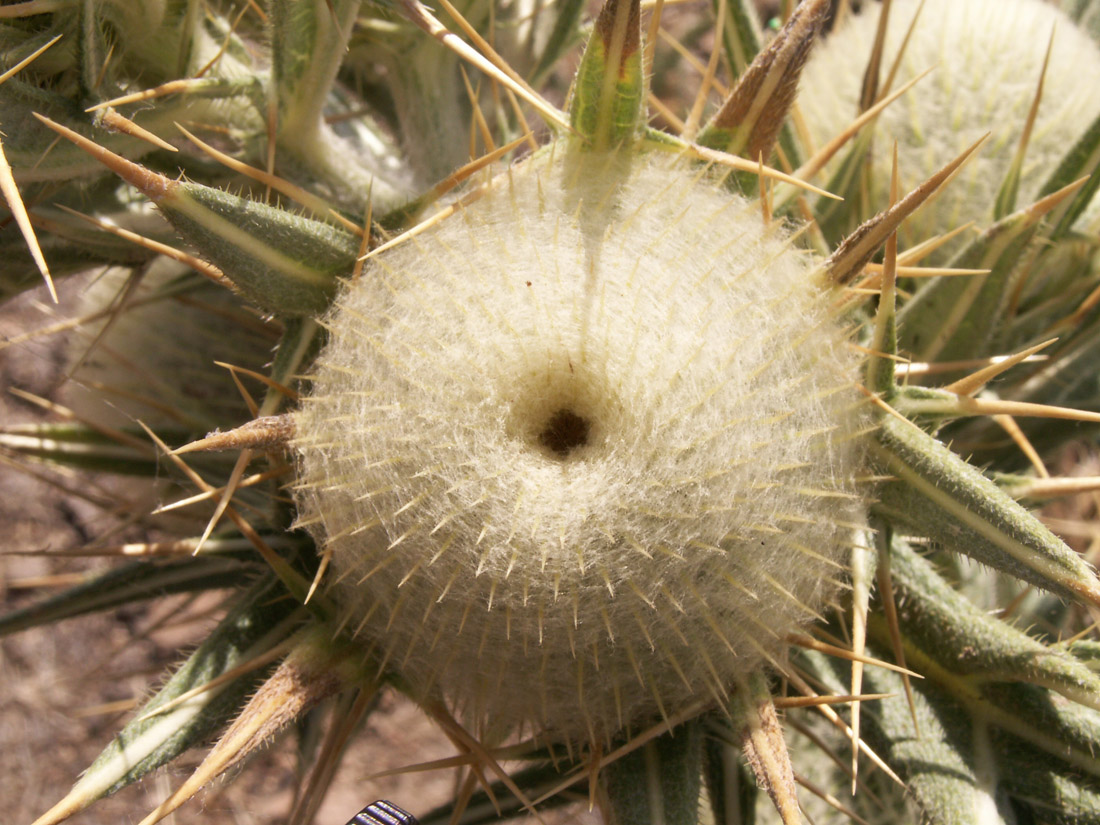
[
  {"xmin": 294, "ymin": 149, "xmax": 866, "ymax": 743},
  {"xmin": 799, "ymin": 0, "xmax": 1100, "ymax": 243}
]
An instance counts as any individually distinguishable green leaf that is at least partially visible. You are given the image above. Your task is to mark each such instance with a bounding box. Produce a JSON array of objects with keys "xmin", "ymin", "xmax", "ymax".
[
  {"xmin": 35, "ymin": 577, "xmax": 303, "ymax": 821},
  {"xmin": 30, "ymin": 114, "xmax": 361, "ymax": 317},
  {"xmin": 602, "ymin": 720, "xmax": 703, "ymax": 825},
  {"xmin": 992, "ymin": 151, "xmax": 1024, "ymax": 222},
  {"xmin": 869, "ymin": 413, "xmax": 1100, "ymax": 607},
  {"xmin": 0, "ymin": 422, "xmax": 190, "ymax": 475},
  {"xmin": 836, "ymin": 652, "xmax": 1011, "ymax": 825},
  {"xmin": 0, "ymin": 555, "xmax": 258, "ymax": 638},
  {"xmin": 1067, "ymin": 639, "xmax": 1100, "ymax": 669},
  {"xmin": 159, "ymin": 180, "xmax": 359, "ymax": 316},
  {"xmin": 0, "ymin": 194, "xmax": 160, "ymax": 299},
  {"xmin": 871, "ymin": 538, "xmax": 1100, "ymax": 712},
  {"xmin": 714, "ymin": 0, "xmax": 762, "ymax": 81},
  {"xmin": 702, "ymin": 717, "xmax": 758, "ymax": 825},
  {"xmin": 993, "ymin": 731, "xmax": 1100, "ymax": 825},
  {"xmin": 528, "ymin": 0, "xmax": 588, "ymax": 88},
  {"xmin": 802, "ymin": 541, "xmax": 1100, "ymax": 824},
  {"xmin": 850, "ymin": 542, "xmax": 1100, "ymax": 821},
  {"xmin": 2, "ymin": 78, "xmax": 128, "ymax": 183},
  {"xmin": 5, "ymin": 75, "xmax": 262, "ymax": 185},
  {"xmin": 269, "ymin": 0, "xmax": 360, "ymax": 143},
  {"xmin": 262, "ymin": 316, "xmax": 325, "ymax": 415},
  {"xmin": 1037, "ymin": 106, "xmax": 1100, "ymax": 240},
  {"xmin": 568, "ymin": 0, "xmax": 644, "ymax": 151},
  {"xmin": 811, "ymin": 128, "xmax": 876, "ymax": 247},
  {"xmin": 897, "ymin": 200, "xmax": 1047, "ymax": 365}
]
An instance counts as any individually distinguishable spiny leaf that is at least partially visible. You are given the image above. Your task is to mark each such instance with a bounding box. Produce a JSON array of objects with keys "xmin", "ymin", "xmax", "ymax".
[
  {"xmin": 807, "ymin": 540, "xmax": 1100, "ymax": 824},
  {"xmin": 992, "ymin": 29, "xmax": 1052, "ymax": 221},
  {"xmin": 697, "ymin": 0, "xmax": 828, "ymax": 161},
  {"xmin": 820, "ymin": 647, "xmax": 1010, "ymax": 825},
  {"xmin": 711, "ymin": 0, "xmax": 805, "ymax": 170},
  {"xmin": 864, "ymin": 545, "xmax": 1100, "ymax": 783},
  {"xmin": 864, "ymin": 144, "xmax": 901, "ymax": 396},
  {"xmin": 899, "ymin": 178, "xmax": 1088, "ymax": 365},
  {"xmin": 134, "ymin": 626, "xmax": 373, "ymax": 825},
  {"xmin": 35, "ymin": 114, "xmax": 359, "ymax": 316},
  {"xmin": 869, "ymin": 412, "xmax": 1100, "ymax": 607},
  {"xmin": 1037, "ymin": 104, "xmax": 1100, "ymax": 240},
  {"xmin": 0, "ymin": 555, "xmax": 258, "ymax": 638},
  {"xmin": 164, "ymin": 181, "xmax": 357, "ymax": 316},
  {"xmin": 30, "ymin": 577, "xmax": 302, "ymax": 825},
  {"xmin": 993, "ymin": 732, "xmax": 1100, "ymax": 825},
  {"xmin": 942, "ymin": 339, "xmax": 1057, "ymax": 398},
  {"xmin": 175, "ymin": 415, "xmax": 296, "ymax": 455},
  {"xmin": 9, "ymin": 75, "xmax": 262, "ymax": 184},
  {"xmin": 713, "ymin": 0, "xmax": 762, "ymax": 85},
  {"xmin": 825, "ymin": 135, "xmax": 987, "ymax": 285},
  {"xmin": 568, "ymin": 0, "xmax": 644, "ymax": 150},
  {"xmin": 871, "ymin": 540, "xmax": 1100, "ymax": 713},
  {"xmin": 810, "ymin": 126, "xmax": 877, "ymax": 244}
]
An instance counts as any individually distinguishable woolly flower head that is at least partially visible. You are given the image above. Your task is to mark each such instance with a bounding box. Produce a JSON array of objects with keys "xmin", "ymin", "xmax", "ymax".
[
  {"xmin": 294, "ymin": 147, "xmax": 866, "ymax": 745},
  {"xmin": 799, "ymin": 0, "xmax": 1100, "ymax": 244}
]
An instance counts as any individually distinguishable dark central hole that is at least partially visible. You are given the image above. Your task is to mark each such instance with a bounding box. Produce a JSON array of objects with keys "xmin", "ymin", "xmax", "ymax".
[{"xmin": 538, "ymin": 408, "xmax": 591, "ymax": 457}]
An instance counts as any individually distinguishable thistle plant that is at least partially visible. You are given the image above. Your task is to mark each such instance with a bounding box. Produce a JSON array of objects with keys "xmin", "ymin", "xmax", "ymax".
[{"xmin": 4, "ymin": 1, "xmax": 1100, "ymax": 824}]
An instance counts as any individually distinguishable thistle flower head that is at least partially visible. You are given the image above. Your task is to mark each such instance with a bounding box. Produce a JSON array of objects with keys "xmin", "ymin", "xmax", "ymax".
[{"xmin": 294, "ymin": 147, "xmax": 866, "ymax": 743}]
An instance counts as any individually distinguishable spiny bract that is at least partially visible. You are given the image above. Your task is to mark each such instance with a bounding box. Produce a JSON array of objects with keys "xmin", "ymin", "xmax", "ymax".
[{"xmin": 294, "ymin": 147, "xmax": 865, "ymax": 744}]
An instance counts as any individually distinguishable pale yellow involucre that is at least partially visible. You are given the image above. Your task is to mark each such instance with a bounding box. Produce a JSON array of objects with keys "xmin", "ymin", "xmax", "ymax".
[{"xmin": 294, "ymin": 148, "xmax": 867, "ymax": 744}]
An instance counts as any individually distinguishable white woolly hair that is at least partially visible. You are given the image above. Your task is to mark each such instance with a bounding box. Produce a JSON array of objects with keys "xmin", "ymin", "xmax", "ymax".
[
  {"xmin": 798, "ymin": 0, "xmax": 1100, "ymax": 246},
  {"xmin": 294, "ymin": 148, "xmax": 867, "ymax": 745}
]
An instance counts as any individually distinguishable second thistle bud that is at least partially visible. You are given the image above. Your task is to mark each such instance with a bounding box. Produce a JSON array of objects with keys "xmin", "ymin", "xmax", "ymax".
[{"xmin": 799, "ymin": 0, "xmax": 1100, "ymax": 245}]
